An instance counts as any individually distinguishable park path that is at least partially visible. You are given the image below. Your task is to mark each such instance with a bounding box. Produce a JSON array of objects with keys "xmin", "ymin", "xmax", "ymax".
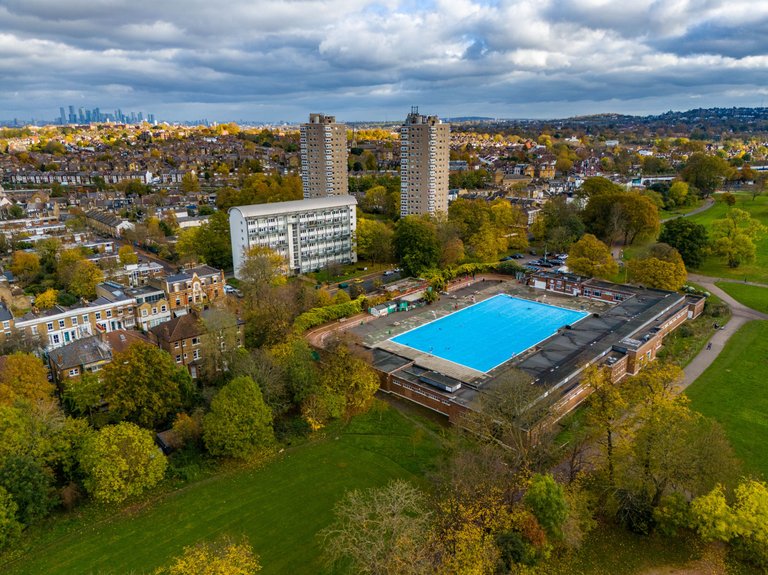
[
  {"xmin": 678, "ymin": 273, "xmax": 768, "ymax": 390},
  {"xmin": 660, "ymin": 196, "xmax": 715, "ymax": 223}
]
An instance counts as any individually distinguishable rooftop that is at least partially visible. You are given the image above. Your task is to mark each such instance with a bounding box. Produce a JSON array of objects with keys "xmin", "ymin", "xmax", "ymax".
[{"xmin": 229, "ymin": 195, "xmax": 357, "ymax": 219}]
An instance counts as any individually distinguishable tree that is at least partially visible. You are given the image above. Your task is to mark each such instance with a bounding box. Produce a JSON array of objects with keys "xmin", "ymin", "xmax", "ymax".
[
  {"xmin": 531, "ymin": 196, "xmax": 585, "ymax": 252},
  {"xmin": 321, "ymin": 480, "xmax": 434, "ymax": 575},
  {"xmin": 320, "ymin": 342, "xmax": 379, "ymax": 413},
  {"xmin": 582, "ymin": 192, "xmax": 659, "ymax": 245},
  {"xmin": 10, "ymin": 251, "xmax": 40, "ymax": 284},
  {"xmin": 576, "ymin": 176, "xmax": 624, "ymax": 199},
  {"xmin": 175, "ymin": 227, "xmax": 201, "ymax": 264},
  {"xmin": 359, "ymin": 185, "xmax": 389, "ymax": 214},
  {"xmin": 356, "ymin": 218, "xmax": 395, "ymax": 264},
  {"xmin": 667, "ymin": 181, "xmax": 690, "ymax": 207},
  {"xmin": 79, "ymin": 422, "xmax": 167, "ymax": 504},
  {"xmin": 34, "ymin": 288, "xmax": 58, "ymax": 310},
  {"xmin": 0, "ymin": 486, "xmax": 21, "ymax": 550},
  {"xmin": 180, "ymin": 172, "xmax": 201, "ymax": 194},
  {"xmin": 68, "ymin": 260, "xmax": 104, "ymax": 299},
  {"xmin": 56, "ymin": 247, "xmax": 86, "ymax": 288},
  {"xmin": 101, "ymin": 342, "xmax": 193, "ymax": 429},
  {"xmin": 237, "ymin": 246, "xmax": 286, "ymax": 308},
  {"xmin": 710, "ymin": 208, "xmax": 767, "ymax": 268},
  {"xmin": 0, "ymin": 352, "xmax": 54, "ymax": 407},
  {"xmin": 118, "ymin": 245, "xmax": 138, "ymax": 266},
  {"xmin": 394, "ymin": 216, "xmax": 440, "ymax": 276},
  {"xmin": 524, "ymin": 474, "xmax": 568, "ymax": 541},
  {"xmin": 200, "ymin": 309, "xmax": 242, "ymax": 381},
  {"xmin": 627, "ymin": 244, "xmax": 687, "ymax": 290},
  {"xmin": 682, "ymin": 153, "xmax": 731, "ymax": 196},
  {"xmin": 0, "ymin": 455, "xmax": 55, "ymax": 525},
  {"xmin": 159, "ymin": 537, "xmax": 261, "ymax": 575},
  {"xmin": 658, "ymin": 218, "xmax": 709, "ymax": 268},
  {"xmin": 567, "ymin": 234, "xmax": 618, "ymax": 278},
  {"xmin": 203, "ymin": 376, "xmax": 275, "ymax": 460},
  {"xmin": 584, "ymin": 365, "xmax": 626, "ymax": 488},
  {"xmin": 197, "ymin": 211, "xmax": 232, "ymax": 270}
]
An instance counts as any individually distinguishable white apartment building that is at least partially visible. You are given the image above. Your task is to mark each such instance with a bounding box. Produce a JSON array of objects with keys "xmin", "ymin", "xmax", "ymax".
[
  {"xmin": 300, "ymin": 114, "xmax": 348, "ymax": 198},
  {"xmin": 229, "ymin": 196, "xmax": 357, "ymax": 277},
  {"xmin": 400, "ymin": 107, "xmax": 450, "ymax": 217}
]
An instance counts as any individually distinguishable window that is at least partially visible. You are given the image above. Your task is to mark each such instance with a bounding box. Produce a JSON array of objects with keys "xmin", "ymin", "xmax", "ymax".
[
  {"xmin": 183, "ymin": 353, "xmax": 188, "ymax": 359},
  {"xmin": 1, "ymin": 321, "xmax": 8, "ymax": 330},
  {"xmin": 95, "ymin": 312, "xmax": 102, "ymax": 320},
  {"xmin": 175, "ymin": 355, "xmax": 182, "ymax": 363},
  {"xmin": 193, "ymin": 349, "xmax": 200, "ymax": 360},
  {"xmin": 161, "ymin": 305, "xmax": 167, "ymax": 312},
  {"xmin": 72, "ymin": 316, "xmax": 78, "ymax": 326},
  {"xmin": 175, "ymin": 299, "xmax": 181, "ymax": 306},
  {"xmin": 68, "ymin": 368, "xmax": 79, "ymax": 376},
  {"xmin": 47, "ymin": 322, "xmax": 54, "ymax": 331},
  {"xmin": 152, "ymin": 307, "xmax": 157, "ymax": 314},
  {"xmin": 105, "ymin": 310, "xmax": 112, "ymax": 318},
  {"xmin": 31, "ymin": 325, "xmax": 38, "ymax": 335},
  {"xmin": 174, "ymin": 341, "xmax": 180, "ymax": 349},
  {"xmin": 142, "ymin": 309, "xmax": 148, "ymax": 317},
  {"xmin": 82, "ymin": 314, "xmax": 89, "ymax": 323},
  {"xmin": 191, "ymin": 337, "xmax": 199, "ymax": 345},
  {"xmin": 52, "ymin": 334, "xmax": 60, "ymax": 344}
]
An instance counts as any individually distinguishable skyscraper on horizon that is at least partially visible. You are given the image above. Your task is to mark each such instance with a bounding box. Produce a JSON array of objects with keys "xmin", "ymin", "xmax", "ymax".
[
  {"xmin": 399, "ymin": 107, "xmax": 450, "ymax": 217},
  {"xmin": 299, "ymin": 113, "xmax": 348, "ymax": 199}
]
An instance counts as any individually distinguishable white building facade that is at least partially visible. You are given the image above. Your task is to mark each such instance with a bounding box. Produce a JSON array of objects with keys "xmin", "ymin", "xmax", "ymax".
[{"xmin": 229, "ymin": 196, "xmax": 357, "ymax": 277}]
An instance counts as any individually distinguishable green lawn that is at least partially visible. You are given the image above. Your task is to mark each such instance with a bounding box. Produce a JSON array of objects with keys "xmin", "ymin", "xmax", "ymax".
[
  {"xmin": 686, "ymin": 193, "xmax": 768, "ymax": 284},
  {"xmin": 715, "ymin": 282, "xmax": 768, "ymax": 314},
  {"xmin": 686, "ymin": 320, "xmax": 768, "ymax": 479},
  {"xmin": 659, "ymin": 197, "xmax": 705, "ymax": 220},
  {"xmin": 1, "ymin": 401, "xmax": 446, "ymax": 575}
]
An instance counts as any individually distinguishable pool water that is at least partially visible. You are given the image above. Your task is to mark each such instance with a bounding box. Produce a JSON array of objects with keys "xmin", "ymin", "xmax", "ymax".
[{"xmin": 390, "ymin": 294, "xmax": 589, "ymax": 373}]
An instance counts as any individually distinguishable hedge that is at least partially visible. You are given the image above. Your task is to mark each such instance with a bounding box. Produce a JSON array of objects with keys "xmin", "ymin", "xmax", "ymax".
[{"xmin": 293, "ymin": 297, "xmax": 366, "ymax": 333}]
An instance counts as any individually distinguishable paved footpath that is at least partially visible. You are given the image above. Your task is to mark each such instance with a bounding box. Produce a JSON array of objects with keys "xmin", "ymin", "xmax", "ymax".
[
  {"xmin": 660, "ymin": 197, "xmax": 715, "ymax": 223},
  {"xmin": 679, "ymin": 274, "xmax": 768, "ymax": 390}
]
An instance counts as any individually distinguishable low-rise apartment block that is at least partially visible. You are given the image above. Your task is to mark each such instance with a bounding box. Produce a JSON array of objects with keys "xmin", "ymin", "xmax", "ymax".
[
  {"xmin": 148, "ymin": 265, "xmax": 225, "ymax": 311},
  {"xmin": 229, "ymin": 196, "xmax": 357, "ymax": 277}
]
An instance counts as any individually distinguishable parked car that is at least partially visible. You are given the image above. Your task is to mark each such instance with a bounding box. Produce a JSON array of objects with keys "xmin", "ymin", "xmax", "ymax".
[
  {"xmin": 224, "ymin": 285, "xmax": 237, "ymax": 294},
  {"xmin": 511, "ymin": 253, "xmax": 525, "ymax": 259},
  {"xmin": 383, "ymin": 270, "xmax": 395, "ymax": 277},
  {"xmin": 338, "ymin": 282, "xmax": 349, "ymax": 289},
  {"xmin": 499, "ymin": 256, "xmax": 514, "ymax": 261}
]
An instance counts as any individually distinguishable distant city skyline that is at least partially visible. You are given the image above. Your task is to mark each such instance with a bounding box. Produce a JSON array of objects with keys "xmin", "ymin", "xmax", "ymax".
[{"xmin": 2, "ymin": 1, "xmax": 768, "ymax": 124}]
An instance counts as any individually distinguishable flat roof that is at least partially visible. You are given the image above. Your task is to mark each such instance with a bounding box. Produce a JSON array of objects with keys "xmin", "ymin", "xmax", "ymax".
[{"xmin": 229, "ymin": 195, "xmax": 357, "ymax": 218}]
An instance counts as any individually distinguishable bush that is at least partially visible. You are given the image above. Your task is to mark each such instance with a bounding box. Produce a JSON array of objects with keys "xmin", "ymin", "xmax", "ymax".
[{"xmin": 293, "ymin": 297, "xmax": 365, "ymax": 333}]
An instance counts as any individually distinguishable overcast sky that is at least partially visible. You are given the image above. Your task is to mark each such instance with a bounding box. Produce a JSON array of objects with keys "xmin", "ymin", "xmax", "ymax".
[{"xmin": 3, "ymin": 0, "xmax": 768, "ymax": 123}]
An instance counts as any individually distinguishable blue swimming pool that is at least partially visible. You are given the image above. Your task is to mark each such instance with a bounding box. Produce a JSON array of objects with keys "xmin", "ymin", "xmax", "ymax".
[{"xmin": 390, "ymin": 294, "xmax": 588, "ymax": 373}]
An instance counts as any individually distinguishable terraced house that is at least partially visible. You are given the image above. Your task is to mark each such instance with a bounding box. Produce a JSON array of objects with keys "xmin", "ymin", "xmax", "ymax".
[{"xmin": 148, "ymin": 265, "xmax": 225, "ymax": 311}]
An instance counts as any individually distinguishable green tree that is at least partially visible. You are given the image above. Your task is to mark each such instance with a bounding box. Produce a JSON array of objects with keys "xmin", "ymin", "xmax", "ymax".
[
  {"xmin": 658, "ymin": 218, "xmax": 709, "ymax": 268},
  {"xmin": 197, "ymin": 211, "xmax": 232, "ymax": 269},
  {"xmin": 101, "ymin": 342, "xmax": 193, "ymax": 429},
  {"xmin": 321, "ymin": 342, "xmax": 379, "ymax": 413},
  {"xmin": 356, "ymin": 218, "xmax": 395, "ymax": 264},
  {"xmin": 577, "ymin": 176, "xmax": 625, "ymax": 199},
  {"xmin": 584, "ymin": 365, "xmax": 626, "ymax": 488},
  {"xmin": 56, "ymin": 247, "xmax": 86, "ymax": 288},
  {"xmin": 667, "ymin": 181, "xmax": 690, "ymax": 206},
  {"xmin": 359, "ymin": 185, "xmax": 389, "ymax": 214},
  {"xmin": 393, "ymin": 216, "xmax": 440, "ymax": 276},
  {"xmin": 79, "ymin": 422, "xmax": 167, "ymax": 504},
  {"xmin": 0, "ymin": 455, "xmax": 55, "ymax": 525},
  {"xmin": 175, "ymin": 227, "xmax": 201, "ymax": 264},
  {"xmin": 238, "ymin": 245, "xmax": 286, "ymax": 308},
  {"xmin": 682, "ymin": 153, "xmax": 732, "ymax": 196},
  {"xmin": 710, "ymin": 208, "xmax": 767, "ymax": 268},
  {"xmin": 524, "ymin": 474, "xmax": 568, "ymax": 541},
  {"xmin": 203, "ymin": 376, "xmax": 275, "ymax": 460},
  {"xmin": 0, "ymin": 486, "xmax": 21, "ymax": 550},
  {"xmin": 567, "ymin": 234, "xmax": 618, "ymax": 278}
]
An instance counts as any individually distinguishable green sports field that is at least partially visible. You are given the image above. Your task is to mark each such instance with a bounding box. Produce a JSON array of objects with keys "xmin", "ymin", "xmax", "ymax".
[
  {"xmin": 686, "ymin": 320, "xmax": 768, "ymax": 479},
  {"xmin": 1, "ymin": 401, "xmax": 446, "ymax": 575}
]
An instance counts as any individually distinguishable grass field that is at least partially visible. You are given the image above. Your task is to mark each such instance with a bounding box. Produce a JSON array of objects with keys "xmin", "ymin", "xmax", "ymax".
[
  {"xmin": 686, "ymin": 193, "xmax": 768, "ymax": 284},
  {"xmin": 686, "ymin": 320, "xmax": 768, "ymax": 479},
  {"xmin": 1, "ymin": 401, "xmax": 446, "ymax": 575},
  {"xmin": 715, "ymin": 282, "xmax": 768, "ymax": 314},
  {"xmin": 659, "ymin": 197, "xmax": 705, "ymax": 220}
]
